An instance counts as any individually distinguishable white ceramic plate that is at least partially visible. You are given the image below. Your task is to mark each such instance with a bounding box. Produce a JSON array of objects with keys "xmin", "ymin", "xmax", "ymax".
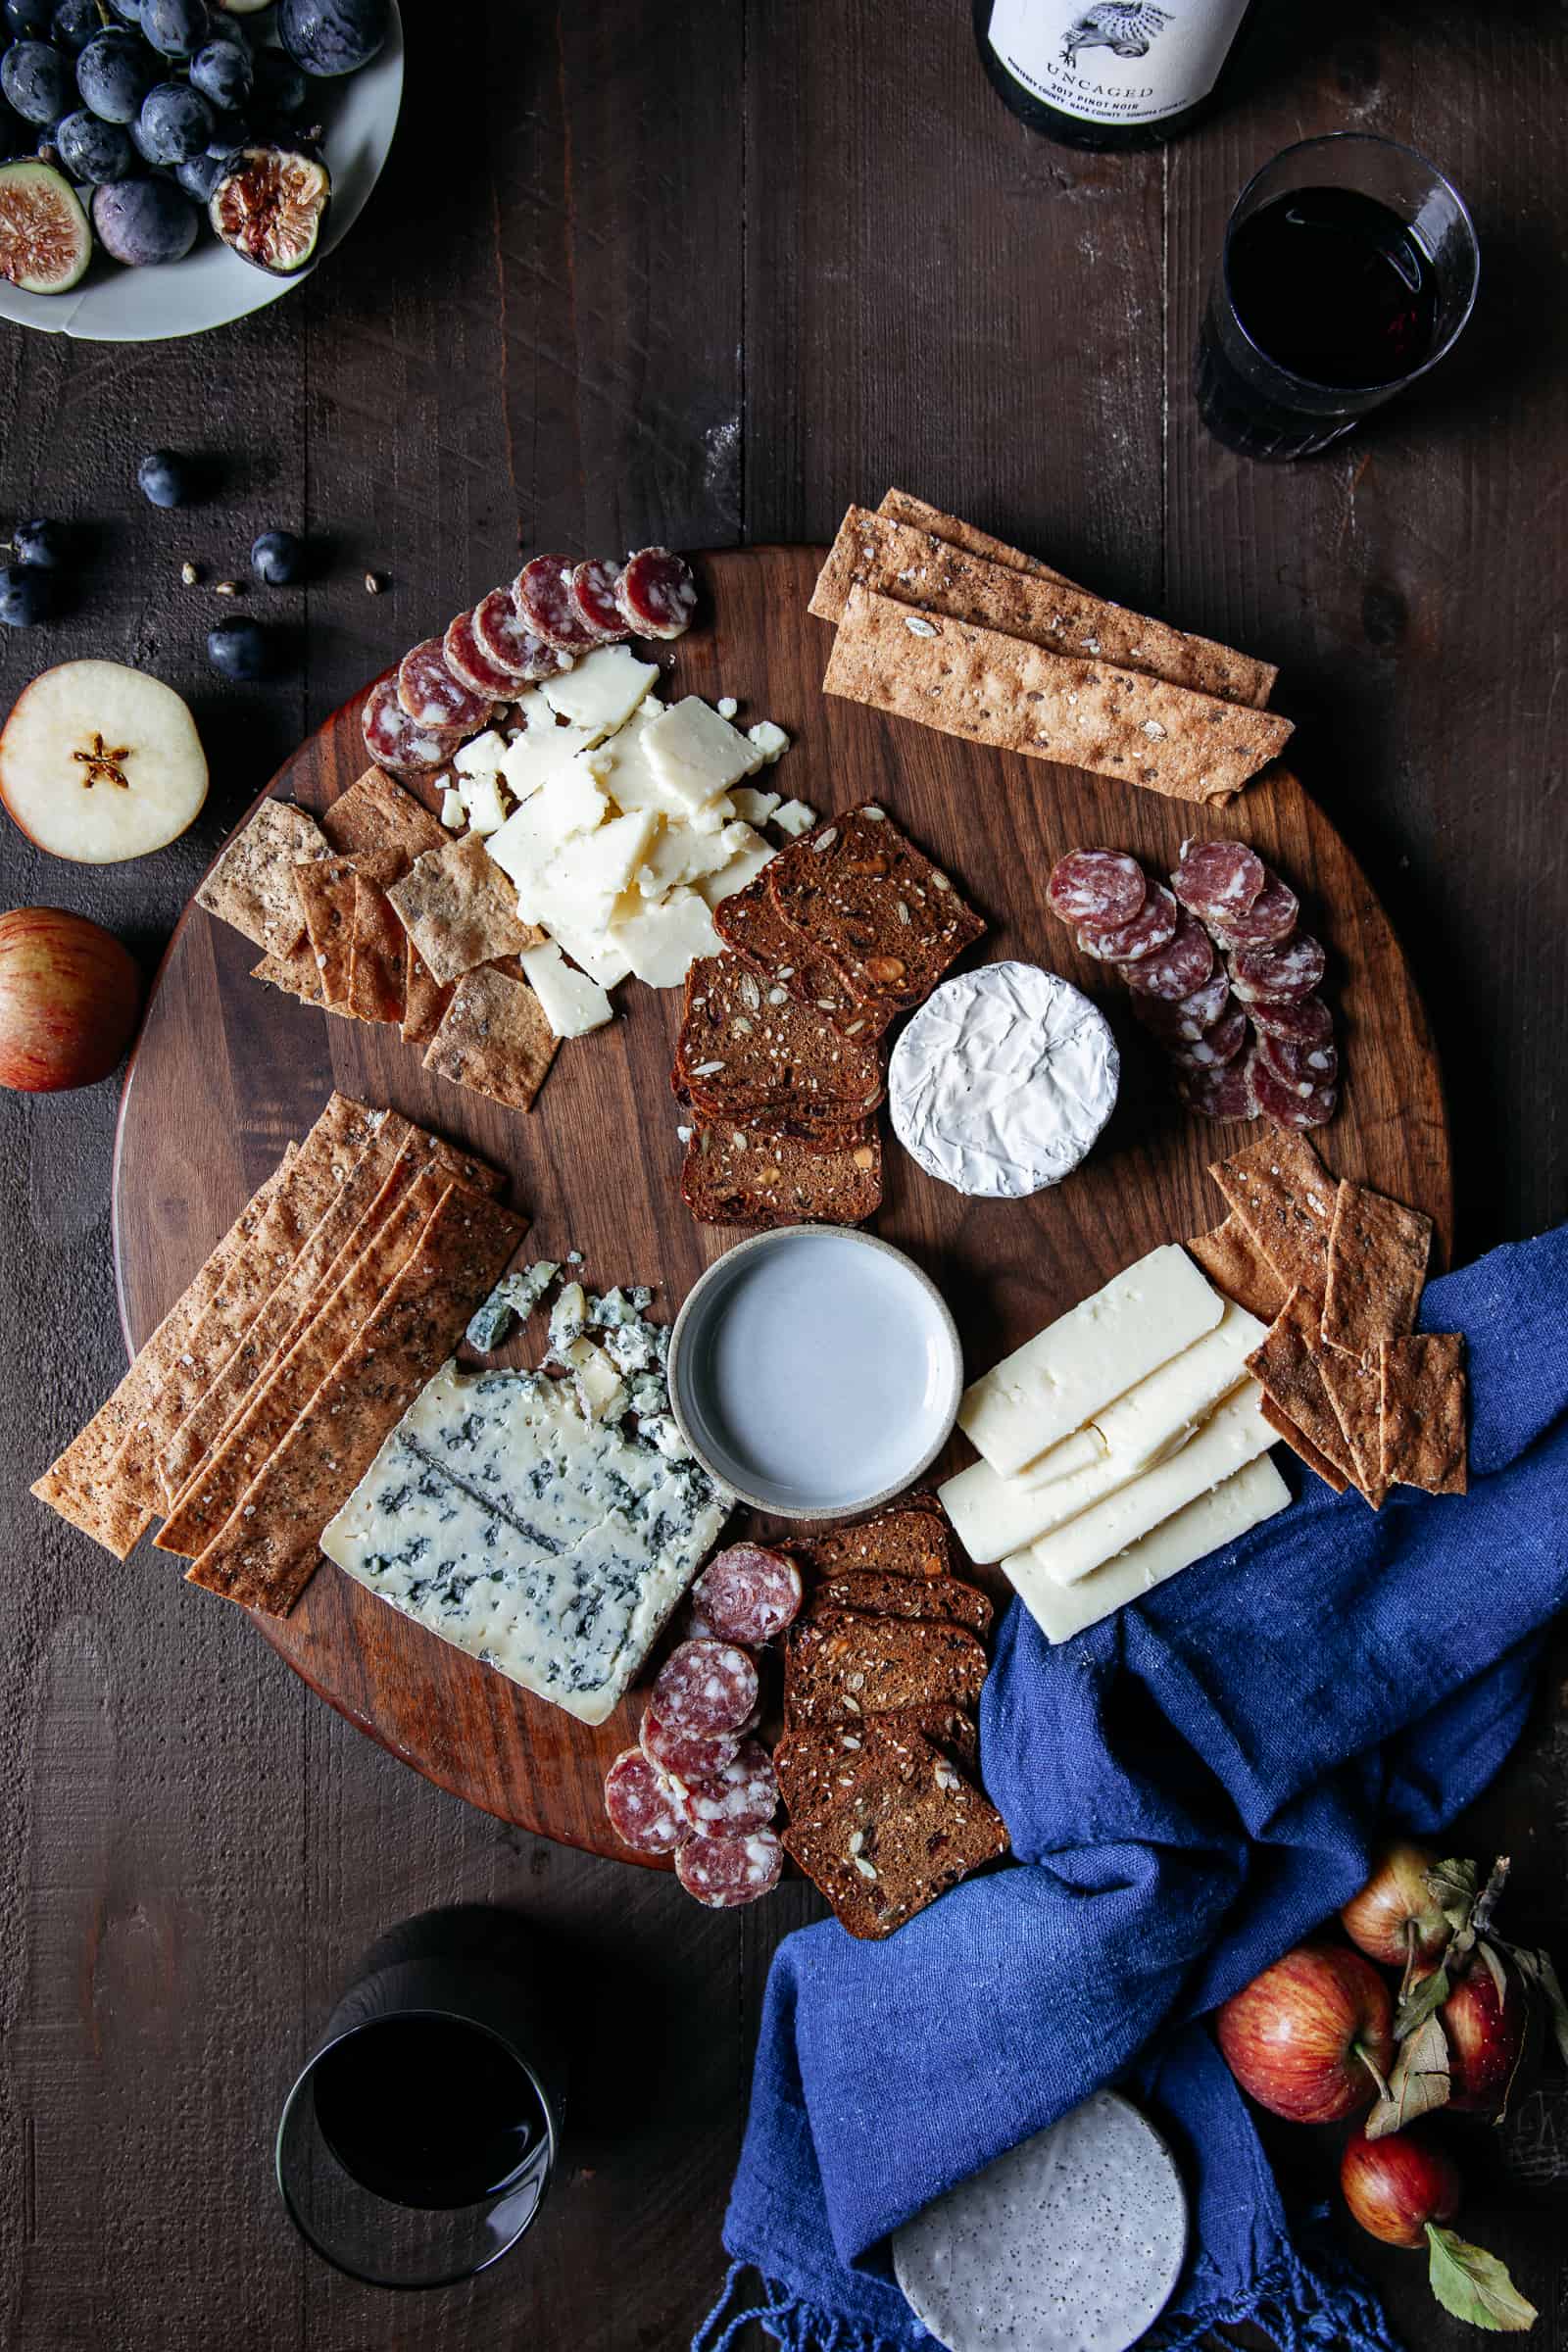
[{"xmin": 0, "ymin": 0, "xmax": 402, "ymax": 344}]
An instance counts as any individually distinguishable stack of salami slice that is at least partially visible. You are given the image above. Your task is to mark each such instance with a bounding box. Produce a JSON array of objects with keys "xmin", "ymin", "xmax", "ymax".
[
  {"xmin": 361, "ymin": 547, "xmax": 698, "ymax": 782},
  {"xmin": 1046, "ymin": 842, "xmax": 1338, "ymax": 1133}
]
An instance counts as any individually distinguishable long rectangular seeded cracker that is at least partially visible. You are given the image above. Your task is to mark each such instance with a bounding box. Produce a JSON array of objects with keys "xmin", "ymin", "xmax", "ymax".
[
  {"xmin": 1209, "ymin": 1130, "xmax": 1338, "ymax": 1298},
  {"xmin": 812, "ymin": 507, "xmax": 1277, "ymax": 709},
  {"xmin": 1187, "ymin": 1214, "xmax": 1287, "ymax": 1323},
  {"xmin": 823, "ymin": 586, "xmax": 1293, "ymax": 805},
  {"xmin": 185, "ymin": 1184, "xmax": 525, "ymax": 1614},
  {"xmin": 877, "ymin": 488, "xmax": 1074, "ymax": 587},
  {"xmin": 157, "ymin": 1165, "xmax": 453, "ymax": 1558},
  {"xmin": 423, "ymin": 964, "xmax": 559, "ymax": 1112},
  {"xmin": 1247, "ymin": 1288, "xmax": 1360, "ymax": 1491},
  {"xmin": 1322, "ymin": 1182, "xmax": 1433, "ymax": 1359},
  {"xmin": 293, "ymin": 856, "xmax": 359, "ymax": 1006},
  {"xmin": 321, "ymin": 766, "xmax": 446, "ymax": 864},
  {"xmin": 346, "ymin": 873, "xmax": 409, "ymax": 1024},
  {"xmin": 1314, "ymin": 1345, "xmax": 1390, "ymax": 1508},
  {"xmin": 196, "ymin": 798, "xmax": 331, "ymax": 956},
  {"xmin": 1381, "ymin": 1335, "xmax": 1468, "ymax": 1495},
  {"xmin": 388, "ymin": 835, "xmax": 544, "ymax": 985},
  {"xmin": 30, "ymin": 1152, "xmax": 296, "ymax": 1559},
  {"xmin": 1260, "ymin": 1396, "xmax": 1350, "ymax": 1494}
]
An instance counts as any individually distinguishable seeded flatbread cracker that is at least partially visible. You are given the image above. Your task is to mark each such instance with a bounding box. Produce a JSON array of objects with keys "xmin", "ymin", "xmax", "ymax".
[
  {"xmin": 346, "ymin": 873, "xmax": 409, "ymax": 1024},
  {"xmin": 321, "ymin": 765, "xmax": 446, "ymax": 864},
  {"xmin": 413, "ymin": 1129, "xmax": 506, "ymax": 1198},
  {"xmin": 823, "ymin": 586, "xmax": 1294, "ymax": 806},
  {"xmin": 402, "ymin": 934, "xmax": 454, "ymax": 1045},
  {"xmin": 1322, "ymin": 1182, "xmax": 1433, "ymax": 1358},
  {"xmin": 252, "ymin": 942, "xmax": 326, "ymax": 1006},
  {"xmin": 157, "ymin": 1165, "xmax": 451, "ymax": 1558},
  {"xmin": 186, "ymin": 1183, "xmax": 525, "ymax": 1614},
  {"xmin": 1260, "ymin": 1396, "xmax": 1350, "ymax": 1494},
  {"xmin": 681, "ymin": 1118, "xmax": 882, "ymax": 1229},
  {"xmin": 293, "ymin": 855, "xmax": 359, "ymax": 1006},
  {"xmin": 423, "ymin": 963, "xmax": 559, "ymax": 1112},
  {"xmin": 813, "ymin": 507, "xmax": 1276, "ymax": 709},
  {"xmin": 1188, "ymin": 1214, "xmax": 1288, "ymax": 1323},
  {"xmin": 196, "ymin": 798, "xmax": 331, "ymax": 956},
  {"xmin": 388, "ymin": 834, "xmax": 544, "ymax": 985},
  {"xmin": 1246, "ymin": 1289, "xmax": 1360, "ymax": 1491},
  {"xmin": 1381, "ymin": 1334, "xmax": 1468, "ymax": 1495},
  {"xmin": 877, "ymin": 489, "xmax": 1074, "ymax": 587},
  {"xmin": 766, "ymin": 802, "xmax": 985, "ymax": 1011},
  {"xmin": 30, "ymin": 1152, "xmax": 296, "ymax": 1559},
  {"xmin": 1314, "ymin": 1345, "xmax": 1390, "ymax": 1509},
  {"xmin": 1210, "ymin": 1130, "xmax": 1339, "ymax": 1298}
]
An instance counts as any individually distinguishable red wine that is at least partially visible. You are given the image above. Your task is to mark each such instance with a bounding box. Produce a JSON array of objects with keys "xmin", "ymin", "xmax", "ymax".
[
  {"xmin": 973, "ymin": 0, "xmax": 1257, "ymax": 152},
  {"xmin": 312, "ymin": 2015, "xmax": 545, "ymax": 2210},
  {"xmin": 1226, "ymin": 187, "xmax": 1440, "ymax": 388}
]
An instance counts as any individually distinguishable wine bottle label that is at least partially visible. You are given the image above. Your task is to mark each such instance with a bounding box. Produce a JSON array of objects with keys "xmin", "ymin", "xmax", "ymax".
[{"xmin": 986, "ymin": 0, "xmax": 1250, "ymax": 127}]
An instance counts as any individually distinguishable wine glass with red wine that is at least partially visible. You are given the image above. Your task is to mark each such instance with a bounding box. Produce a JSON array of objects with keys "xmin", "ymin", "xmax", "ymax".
[{"xmin": 1196, "ymin": 133, "xmax": 1480, "ymax": 461}]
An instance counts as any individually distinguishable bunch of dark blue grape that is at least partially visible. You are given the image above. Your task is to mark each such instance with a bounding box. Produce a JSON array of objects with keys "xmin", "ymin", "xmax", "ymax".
[{"xmin": 0, "ymin": 0, "xmax": 386, "ymax": 271}]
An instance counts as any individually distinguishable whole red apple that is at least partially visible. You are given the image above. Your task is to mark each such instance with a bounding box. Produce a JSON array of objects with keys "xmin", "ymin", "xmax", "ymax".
[
  {"xmin": 1341, "ymin": 1843, "xmax": 1448, "ymax": 1971},
  {"xmin": 1440, "ymin": 1959, "xmax": 1536, "ymax": 2113},
  {"xmin": 1342, "ymin": 2122, "xmax": 1462, "ymax": 2248},
  {"xmin": 1216, "ymin": 1944, "xmax": 1395, "ymax": 2123},
  {"xmin": 0, "ymin": 907, "xmax": 142, "ymax": 1093}
]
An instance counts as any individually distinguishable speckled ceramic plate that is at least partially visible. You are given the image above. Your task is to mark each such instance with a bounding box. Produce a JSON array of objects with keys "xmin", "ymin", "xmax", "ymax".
[{"xmin": 892, "ymin": 2090, "xmax": 1188, "ymax": 2352}]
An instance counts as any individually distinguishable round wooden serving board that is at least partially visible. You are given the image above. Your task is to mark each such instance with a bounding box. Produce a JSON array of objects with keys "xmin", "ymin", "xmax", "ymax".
[{"xmin": 113, "ymin": 545, "xmax": 1453, "ymax": 1863}]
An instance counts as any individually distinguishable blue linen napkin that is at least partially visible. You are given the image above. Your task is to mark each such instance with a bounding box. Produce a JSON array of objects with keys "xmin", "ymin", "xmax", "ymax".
[{"xmin": 695, "ymin": 1226, "xmax": 1568, "ymax": 2352}]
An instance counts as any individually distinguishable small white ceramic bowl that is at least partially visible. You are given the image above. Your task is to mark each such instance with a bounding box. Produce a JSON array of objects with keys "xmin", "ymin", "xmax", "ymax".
[{"xmin": 667, "ymin": 1225, "xmax": 962, "ymax": 1521}]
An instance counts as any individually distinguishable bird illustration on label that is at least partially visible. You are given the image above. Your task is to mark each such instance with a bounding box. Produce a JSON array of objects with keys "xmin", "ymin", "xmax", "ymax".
[{"xmin": 1061, "ymin": 3, "xmax": 1173, "ymax": 65}]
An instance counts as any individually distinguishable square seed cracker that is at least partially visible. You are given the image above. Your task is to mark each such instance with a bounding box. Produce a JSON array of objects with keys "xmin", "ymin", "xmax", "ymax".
[
  {"xmin": 766, "ymin": 801, "xmax": 984, "ymax": 1010},
  {"xmin": 1322, "ymin": 1182, "xmax": 1433, "ymax": 1358},
  {"xmin": 423, "ymin": 963, "xmax": 559, "ymax": 1112},
  {"xmin": 252, "ymin": 943, "xmax": 325, "ymax": 1006},
  {"xmin": 1260, "ymin": 1395, "xmax": 1350, "ymax": 1494},
  {"xmin": 1246, "ymin": 1288, "xmax": 1360, "ymax": 1492},
  {"xmin": 293, "ymin": 856, "xmax": 358, "ymax": 1006},
  {"xmin": 321, "ymin": 766, "xmax": 446, "ymax": 865},
  {"xmin": 401, "ymin": 935, "xmax": 454, "ymax": 1045},
  {"xmin": 1210, "ymin": 1130, "xmax": 1338, "ymax": 1298},
  {"xmin": 1380, "ymin": 1334, "xmax": 1468, "ymax": 1495},
  {"xmin": 388, "ymin": 833, "xmax": 544, "ymax": 986},
  {"xmin": 1187, "ymin": 1214, "xmax": 1287, "ymax": 1323},
  {"xmin": 1314, "ymin": 1345, "xmax": 1390, "ymax": 1509},
  {"xmin": 346, "ymin": 874, "xmax": 409, "ymax": 1024},
  {"xmin": 196, "ymin": 798, "xmax": 331, "ymax": 956}
]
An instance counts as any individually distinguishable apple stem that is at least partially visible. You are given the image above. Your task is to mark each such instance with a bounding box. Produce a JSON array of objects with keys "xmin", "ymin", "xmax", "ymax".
[
  {"xmin": 1358, "ymin": 2043, "xmax": 1394, "ymax": 2105},
  {"xmin": 1472, "ymin": 1856, "xmax": 1510, "ymax": 1943}
]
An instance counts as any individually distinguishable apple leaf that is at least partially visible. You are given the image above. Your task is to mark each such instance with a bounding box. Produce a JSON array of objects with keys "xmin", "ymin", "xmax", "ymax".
[
  {"xmin": 1510, "ymin": 1945, "xmax": 1568, "ymax": 2069},
  {"xmin": 1479, "ymin": 1936, "xmax": 1511, "ymax": 2004},
  {"xmin": 1396, "ymin": 1961, "xmax": 1451, "ymax": 2042},
  {"xmin": 1366, "ymin": 2013, "xmax": 1450, "ymax": 2138},
  {"xmin": 1426, "ymin": 2227, "xmax": 1538, "ymax": 2332},
  {"xmin": 1427, "ymin": 1855, "xmax": 1481, "ymax": 1932}
]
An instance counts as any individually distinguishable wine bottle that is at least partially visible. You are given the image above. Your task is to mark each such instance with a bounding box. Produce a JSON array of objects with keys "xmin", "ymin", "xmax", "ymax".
[{"xmin": 973, "ymin": 0, "xmax": 1258, "ymax": 153}]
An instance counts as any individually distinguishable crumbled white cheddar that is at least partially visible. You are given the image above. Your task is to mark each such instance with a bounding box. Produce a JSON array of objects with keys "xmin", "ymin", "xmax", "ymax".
[
  {"xmin": 541, "ymin": 644, "xmax": 661, "ymax": 741},
  {"xmin": 746, "ymin": 719, "xmax": 790, "ymax": 763},
  {"xmin": 453, "ymin": 728, "xmax": 508, "ymax": 777},
  {"xmin": 716, "ymin": 695, "xmax": 739, "ymax": 719},
  {"xmin": 521, "ymin": 940, "xmax": 614, "ymax": 1039},
  {"xmin": 440, "ymin": 786, "xmax": 465, "ymax": 830},
  {"xmin": 644, "ymin": 696, "xmax": 764, "ymax": 809},
  {"xmin": 457, "ymin": 768, "xmax": 511, "ymax": 836},
  {"xmin": 634, "ymin": 814, "xmax": 736, "ymax": 900},
  {"xmin": 497, "ymin": 695, "xmax": 598, "ymax": 801},
  {"xmin": 486, "ymin": 760, "xmax": 609, "ymax": 886},
  {"xmin": 698, "ymin": 824, "xmax": 776, "ymax": 907},
  {"xmin": 772, "ymin": 798, "xmax": 816, "ymax": 838},
  {"xmin": 610, "ymin": 886, "xmax": 722, "ymax": 989},
  {"xmin": 548, "ymin": 807, "xmax": 659, "ymax": 905},
  {"xmin": 730, "ymin": 786, "xmax": 780, "ymax": 826}
]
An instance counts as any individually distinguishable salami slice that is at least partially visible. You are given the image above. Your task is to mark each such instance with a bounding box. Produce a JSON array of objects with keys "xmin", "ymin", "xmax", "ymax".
[
  {"xmin": 443, "ymin": 607, "xmax": 521, "ymax": 700},
  {"xmin": 1046, "ymin": 849, "xmax": 1146, "ymax": 930},
  {"xmin": 1076, "ymin": 880, "xmax": 1177, "ymax": 964},
  {"xmin": 1176, "ymin": 1055, "xmax": 1258, "ymax": 1122},
  {"xmin": 604, "ymin": 1748, "xmax": 688, "ymax": 1855},
  {"xmin": 1121, "ymin": 907, "xmax": 1216, "ymax": 1001},
  {"xmin": 515, "ymin": 555, "xmax": 604, "ymax": 653},
  {"xmin": 1165, "ymin": 1001, "xmax": 1249, "ymax": 1072},
  {"xmin": 672, "ymin": 1739, "xmax": 779, "ymax": 1841},
  {"xmin": 693, "ymin": 1544, "xmax": 803, "ymax": 1644},
  {"xmin": 1130, "ymin": 969, "xmax": 1230, "ymax": 1042},
  {"xmin": 1209, "ymin": 872, "xmax": 1298, "ymax": 947},
  {"xmin": 360, "ymin": 675, "xmax": 464, "ymax": 776},
  {"xmin": 675, "ymin": 1828, "xmax": 784, "ymax": 1908},
  {"xmin": 1257, "ymin": 1028, "xmax": 1340, "ymax": 1094},
  {"xmin": 1171, "ymin": 839, "xmax": 1266, "ymax": 924},
  {"xmin": 1230, "ymin": 932, "xmax": 1326, "ymax": 1004},
  {"xmin": 616, "ymin": 546, "xmax": 698, "ymax": 639},
  {"xmin": 1249, "ymin": 991, "xmax": 1334, "ymax": 1046},
  {"xmin": 397, "ymin": 638, "xmax": 492, "ymax": 731},
  {"xmin": 652, "ymin": 1638, "xmax": 760, "ymax": 1737},
  {"xmin": 641, "ymin": 1701, "xmax": 745, "ymax": 1784},
  {"xmin": 1250, "ymin": 1047, "xmax": 1337, "ymax": 1130},
  {"xmin": 472, "ymin": 586, "xmax": 573, "ymax": 683},
  {"xmin": 571, "ymin": 558, "xmax": 631, "ymax": 643}
]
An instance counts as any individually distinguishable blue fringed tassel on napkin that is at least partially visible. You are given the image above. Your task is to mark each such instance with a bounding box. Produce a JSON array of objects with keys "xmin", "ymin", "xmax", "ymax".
[{"xmin": 696, "ymin": 1227, "xmax": 1568, "ymax": 2351}]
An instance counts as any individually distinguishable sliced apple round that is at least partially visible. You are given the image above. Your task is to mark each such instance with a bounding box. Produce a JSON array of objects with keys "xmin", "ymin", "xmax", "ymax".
[{"xmin": 0, "ymin": 660, "xmax": 209, "ymax": 863}]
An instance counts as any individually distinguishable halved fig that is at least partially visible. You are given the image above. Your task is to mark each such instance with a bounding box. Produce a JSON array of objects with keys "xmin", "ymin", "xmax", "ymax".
[
  {"xmin": 0, "ymin": 161, "xmax": 91, "ymax": 294},
  {"xmin": 209, "ymin": 143, "xmax": 328, "ymax": 275}
]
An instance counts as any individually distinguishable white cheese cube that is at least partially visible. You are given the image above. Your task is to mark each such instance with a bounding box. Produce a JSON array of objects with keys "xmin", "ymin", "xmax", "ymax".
[
  {"xmin": 486, "ymin": 761, "xmax": 609, "ymax": 887},
  {"xmin": 498, "ymin": 693, "xmax": 598, "ymax": 801},
  {"xmin": 547, "ymin": 807, "xmax": 658, "ymax": 905},
  {"xmin": 687, "ymin": 793, "xmax": 736, "ymax": 836},
  {"xmin": 772, "ymin": 799, "xmax": 817, "ymax": 838},
  {"xmin": 746, "ymin": 719, "xmax": 790, "ymax": 764},
  {"xmin": 610, "ymin": 885, "xmax": 721, "ymax": 989},
  {"xmin": 644, "ymin": 696, "xmax": 765, "ymax": 811},
  {"xmin": 541, "ymin": 643, "xmax": 660, "ymax": 740},
  {"xmin": 453, "ymin": 728, "xmax": 508, "ymax": 777},
  {"xmin": 440, "ymin": 786, "xmax": 465, "ymax": 830},
  {"xmin": 698, "ymin": 824, "xmax": 776, "ymax": 907},
  {"xmin": 521, "ymin": 940, "xmax": 614, "ymax": 1039},
  {"xmin": 457, "ymin": 768, "xmax": 511, "ymax": 837},
  {"xmin": 541, "ymin": 911, "xmax": 631, "ymax": 990},
  {"xmin": 634, "ymin": 815, "xmax": 735, "ymax": 900},
  {"xmin": 730, "ymin": 786, "xmax": 781, "ymax": 826}
]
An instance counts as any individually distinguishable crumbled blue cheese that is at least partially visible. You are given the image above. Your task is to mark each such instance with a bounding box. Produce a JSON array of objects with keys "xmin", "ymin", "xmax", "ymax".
[
  {"xmin": 548, "ymin": 1281, "xmax": 587, "ymax": 1358},
  {"xmin": 466, "ymin": 1260, "xmax": 561, "ymax": 1353}
]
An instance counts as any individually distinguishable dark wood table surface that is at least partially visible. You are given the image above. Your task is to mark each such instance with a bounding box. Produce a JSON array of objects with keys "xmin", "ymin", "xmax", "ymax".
[{"xmin": 3, "ymin": 4, "xmax": 1566, "ymax": 2346}]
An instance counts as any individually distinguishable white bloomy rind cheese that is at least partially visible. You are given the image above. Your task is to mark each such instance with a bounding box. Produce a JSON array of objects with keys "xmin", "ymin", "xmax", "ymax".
[
  {"xmin": 942, "ymin": 1300, "xmax": 1266, "ymax": 1564},
  {"xmin": 1005, "ymin": 1456, "xmax": 1291, "ymax": 1646},
  {"xmin": 889, "ymin": 962, "xmax": 1119, "ymax": 1201},
  {"xmin": 958, "ymin": 1244, "xmax": 1224, "ymax": 1478},
  {"xmin": 320, "ymin": 1360, "xmax": 729, "ymax": 1725}
]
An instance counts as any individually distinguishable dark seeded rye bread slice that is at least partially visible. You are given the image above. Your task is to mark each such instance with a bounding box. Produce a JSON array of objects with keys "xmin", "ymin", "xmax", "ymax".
[
  {"xmin": 713, "ymin": 876, "xmax": 894, "ymax": 1042},
  {"xmin": 766, "ymin": 803, "xmax": 986, "ymax": 1011},
  {"xmin": 774, "ymin": 1704, "xmax": 978, "ymax": 1825},
  {"xmin": 782, "ymin": 1735, "xmax": 1009, "ymax": 1938},
  {"xmin": 675, "ymin": 955, "xmax": 885, "ymax": 1139},
  {"xmin": 784, "ymin": 1609, "xmax": 989, "ymax": 1729},
  {"xmin": 793, "ymin": 1502, "xmax": 956, "ymax": 1584},
  {"xmin": 806, "ymin": 1568, "xmax": 993, "ymax": 1638},
  {"xmin": 681, "ymin": 1118, "xmax": 883, "ymax": 1229}
]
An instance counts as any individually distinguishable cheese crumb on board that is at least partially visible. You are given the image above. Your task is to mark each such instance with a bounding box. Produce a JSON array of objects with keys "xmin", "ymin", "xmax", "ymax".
[
  {"xmin": 772, "ymin": 798, "xmax": 816, "ymax": 837},
  {"xmin": 521, "ymin": 941, "xmax": 613, "ymax": 1039},
  {"xmin": 440, "ymin": 786, "xmax": 465, "ymax": 829},
  {"xmin": 747, "ymin": 719, "xmax": 790, "ymax": 763}
]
